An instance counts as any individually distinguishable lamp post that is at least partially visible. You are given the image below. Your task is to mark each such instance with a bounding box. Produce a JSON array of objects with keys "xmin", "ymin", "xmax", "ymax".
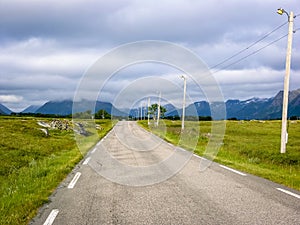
[
  {"xmin": 147, "ymin": 97, "xmax": 150, "ymax": 125},
  {"xmin": 277, "ymin": 8, "xmax": 294, "ymax": 153},
  {"xmin": 140, "ymin": 102, "xmax": 143, "ymax": 120},
  {"xmin": 180, "ymin": 75, "xmax": 187, "ymax": 130},
  {"xmin": 157, "ymin": 91, "xmax": 161, "ymax": 126}
]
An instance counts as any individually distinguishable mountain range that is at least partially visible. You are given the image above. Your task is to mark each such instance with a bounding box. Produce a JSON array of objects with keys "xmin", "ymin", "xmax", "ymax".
[
  {"xmin": 0, "ymin": 103, "xmax": 12, "ymax": 115},
  {"xmin": 1, "ymin": 89, "xmax": 300, "ymax": 120},
  {"xmin": 165, "ymin": 89, "xmax": 300, "ymax": 120},
  {"xmin": 34, "ymin": 100, "xmax": 127, "ymax": 117}
]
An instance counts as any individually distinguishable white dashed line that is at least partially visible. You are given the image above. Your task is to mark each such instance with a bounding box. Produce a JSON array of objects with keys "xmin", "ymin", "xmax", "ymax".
[
  {"xmin": 96, "ymin": 142, "xmax": 101, "ymax": 146},
  {"xmin": 68, "ymin": 172, "xmax": 81, "ymax": 189},
  {"xmin": 83, "ymin": 157, "xmax": 91, "ymax": 165},
  {"xmin": 276, "ymin": 188, "xmax": 300, "ymax": 199},
  {"xmin": 219, "ymin": 165, "xmax": 247, "ymax": 176},
  {"xmin": 43, "ymin": 209, "xmax": 59, "ymax": 225}
]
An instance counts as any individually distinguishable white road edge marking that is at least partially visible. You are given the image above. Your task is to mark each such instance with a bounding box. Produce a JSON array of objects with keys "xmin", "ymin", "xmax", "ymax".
[
  {"xmin": 83, "ymin": 157, "xmax": 91, "ymax": 165},
  {"xmin": 91, "ymin": 147, "xmax": 97, "ymax": 154},
  {"xmin": 43, "ymin": 209, "xmax": 59, "ymax": 225},
  {"xmin": 193, "ymin": 154, "xmax": 207, "ymax": 160},
  {"xmin": 276, "ymin": 188, "xmax": 300, "ymax": 199},
  {"xmin": 219, "ymin": 165, "xmax": 247, "ymax": 176},
  {"xmin": 177, "ymin": 147, "xmax": 185, "ymax": 151},
  {"xmin": 68, "ymin": 172, "xmax": 81, "ymax": 189}
]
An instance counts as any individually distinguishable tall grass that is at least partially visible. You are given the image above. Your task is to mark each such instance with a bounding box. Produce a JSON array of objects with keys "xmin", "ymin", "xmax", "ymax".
[
  {"xmin": 0, "ymin": 117, "xmax": 113, "ymax": 225},
  {"xmin": 138, "ymin": 120, "xmax": 300, "ymax": 191}
]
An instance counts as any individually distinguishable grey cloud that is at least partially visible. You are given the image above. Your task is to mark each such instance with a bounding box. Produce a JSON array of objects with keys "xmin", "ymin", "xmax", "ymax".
[
  {"xmin": 1, "ymin": 0, "xmax": 296, "ymax": 46},
  {"xmin": 215, "ymin": 68, "xmax": 300, "ymax": 100},
  {"xmin": 0, "ymin": 0, "xmax": 299, "ymax": 111}
]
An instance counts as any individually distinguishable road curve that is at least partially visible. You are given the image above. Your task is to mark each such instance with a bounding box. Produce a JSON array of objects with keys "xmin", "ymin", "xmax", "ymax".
[{"xmin": 31, "ymin": 121, "xmax": 300, "ymax": 225}]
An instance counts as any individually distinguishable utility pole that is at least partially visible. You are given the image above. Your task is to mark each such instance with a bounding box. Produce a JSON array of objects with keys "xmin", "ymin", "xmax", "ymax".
[
  {"xmin": 157, "ymin": 91, "xmax": 161, "ymax": 126},
  {"xmin": 181, "ymin": 75, "xmax": 187, "ymax": 130},
  {"xmin": 148, "ymin": 97, "xmax": 150, "ymax": 125},
  {"xmin": 140, "ymin": 103, "xmax": 143, "ymax": 121},
  {"xmin": 277, "ymin": 8, "xmax": 294, "ymax": 153}
]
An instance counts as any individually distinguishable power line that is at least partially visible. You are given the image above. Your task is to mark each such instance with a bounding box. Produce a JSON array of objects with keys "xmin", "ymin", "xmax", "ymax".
[
  {"xmin": 211, "ymin": 33, "xmax": 288, "ymax": 74},
  {"xmin": 212, "ymin": 26, "xmax": 300, "ymax": 74},
  {"xmin": 209, "ymin": 21, "xmax": 288, "ymax": 70}
]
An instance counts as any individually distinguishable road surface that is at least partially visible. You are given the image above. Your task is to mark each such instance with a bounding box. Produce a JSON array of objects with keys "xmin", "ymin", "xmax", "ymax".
[{"xmin": 31, "ymin": 121, "xmax": 300, "ymax": 225}]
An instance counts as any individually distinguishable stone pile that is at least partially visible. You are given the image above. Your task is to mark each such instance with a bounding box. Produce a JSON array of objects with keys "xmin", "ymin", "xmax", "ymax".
[
  {"xmin": 37, "ymin": 119, "xmax": 99, "ymax": 137},
  {"xmin": 50, "ymin": 119, "xmax": 72, "ymax": 130}
]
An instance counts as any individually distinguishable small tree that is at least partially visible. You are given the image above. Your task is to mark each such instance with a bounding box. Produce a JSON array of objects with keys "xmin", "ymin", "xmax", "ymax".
[
  {"xmin": 148, "ymin": 104, "xmax": 167, "ymax": 119},
  {"xmin": 95, "ymin": 109, "xmax": 111, "ymax": 119}
]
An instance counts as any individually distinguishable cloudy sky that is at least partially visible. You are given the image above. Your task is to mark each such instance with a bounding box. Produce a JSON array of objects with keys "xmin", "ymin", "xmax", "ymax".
[{"xmin": 0, "ymin": 0, "xmax": 300, "ymax": 112}]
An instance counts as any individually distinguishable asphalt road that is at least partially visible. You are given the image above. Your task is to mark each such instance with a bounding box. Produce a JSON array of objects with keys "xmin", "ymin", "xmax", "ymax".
[{"xmin": 31, "ymin": 121, "xmax": 300, "ymax": 225}]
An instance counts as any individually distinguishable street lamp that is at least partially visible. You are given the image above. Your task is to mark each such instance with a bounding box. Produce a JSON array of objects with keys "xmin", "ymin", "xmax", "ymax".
[
  {"xmin": 157, "ymin": 91, "xmax": 161, "ymax": 126},
  {"xmin": 147, "ymin": 97, "xmax": 150, "ymax": 125},
  {"xmin": 277, "ymin": 8, "xmax": 294, "ymax": 153},
  {"xmin": 140, "ymin": 102, "xmax": 143, "ymax": 121},
  {"xmin": 180, "ymin": 75, "xmax": 187, "ymax": 130}
]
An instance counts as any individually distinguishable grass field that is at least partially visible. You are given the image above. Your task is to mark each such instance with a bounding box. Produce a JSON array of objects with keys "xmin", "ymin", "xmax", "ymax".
[
  {"xmin": 138, "ymin": 119, "xmax": 300, "ymax": 191},
  {"xmin": 0, "ymin": 117, "xmax": 113, "ymax": 225},
  {"xmin": 1, "ymin": 118, "xmax": 299, "ymax": 224}
]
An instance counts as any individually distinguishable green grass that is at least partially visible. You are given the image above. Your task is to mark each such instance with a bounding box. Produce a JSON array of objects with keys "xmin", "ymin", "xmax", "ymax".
[
  {"xmin": 1, "ymin": 117, "xmax": 298, "ymax": 224},
  {"xmin": 0, "ymin": 117, "xmax": 114, "ymax": 225},
  {"xmin": 138, "ymin": 120, "xmax": 300, "ymax": 191}
]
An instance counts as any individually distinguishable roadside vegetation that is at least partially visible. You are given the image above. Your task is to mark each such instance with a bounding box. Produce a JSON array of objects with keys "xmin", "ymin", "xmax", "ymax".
[
  {"xmin": 138, "ymin": 119, "xmax": 300, "ymax": 191},
  {"xmin": 0, "ymin": 116, "xmax": 114, "ymax": 225}
]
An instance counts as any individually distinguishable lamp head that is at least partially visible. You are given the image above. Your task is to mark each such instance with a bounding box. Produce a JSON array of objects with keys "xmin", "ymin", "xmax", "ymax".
[{"xmin": 277, "ymin": 8, "xmax": 285, "ymax": 15}]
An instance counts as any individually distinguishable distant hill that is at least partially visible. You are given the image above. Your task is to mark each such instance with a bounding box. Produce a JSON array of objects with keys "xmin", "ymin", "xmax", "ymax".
[
  {"xmin": 35, "ymin": 100, "xmax": 73, "ymax": 115},
  {"xmin": 165, "ymin": 101, "xmax": 210, "ymax": 117},
  {"xmin": 0, "ymin": 108, "xmax": 5, "ymax": 115},
  {"xmin": 226, "ymin": 89, "xmax": 300, "ymax": 120},
  {"xmin": 35, "ymin": 100, "xmax": 127, "ymax": 116},
  {"xmin": 164, "ymin": 104, "xmax": 177, "ymax": 114},
  {"xmin": 21, "ymin": 105, "xmax": 42, "ymax": 113},
  {"xmin": 0, "ymin": 103, "xmax": 12, "ymax": 115},
  {"xmin": 226, "ymin": 97, "xmax": 271, "ymax": 120}
]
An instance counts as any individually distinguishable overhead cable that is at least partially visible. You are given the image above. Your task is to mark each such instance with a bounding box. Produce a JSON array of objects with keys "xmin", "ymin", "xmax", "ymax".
[
  {"xmin": 211, "ymin": 33, "xmax": 289, "ymax": 74},
  {"xmin": 209, "ymin": 21, "xmax": 288, "ymax": 70}
]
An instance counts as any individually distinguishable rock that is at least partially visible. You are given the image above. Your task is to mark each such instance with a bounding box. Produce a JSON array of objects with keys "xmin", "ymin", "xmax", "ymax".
[
  {"xmin": 50, "ymin": 119, "xmax": 71, "ymax": 130},
  {"xmin": 40, "ymin": 128, "xmax": 49, "ymax": 136},
  {"xmin": 37, "ymin": 121, "xmax": 51, "ymax": 128}
]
